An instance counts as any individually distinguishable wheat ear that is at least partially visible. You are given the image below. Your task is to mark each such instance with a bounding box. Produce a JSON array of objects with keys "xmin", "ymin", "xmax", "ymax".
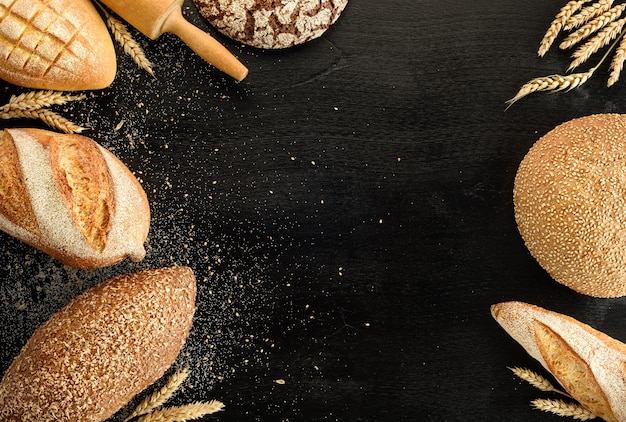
[
  {"xmin": 506, "ymin": 69, "xmax": 595, "ymax": 106},
  {"xmin": 566, "ymin": 0, "xmax": 615, "ymax": 30},
  {"xmin": 508, "ymin": 367, "xmax": 571, "ymax": 397},
  {"xmin": 560, "ymin": 4, "xmax": 626, "ymax": 49},
  {"xmin": 569, "ymin": 17, "xmax": 626, "ymax": 70},
  {"xmin": 608, "ymin": 33, "xmax": 626, "ymax": 85},
  {"xmin": 0, "ymin": 108, "xmax": 86, "ymax": 133},
  {"xmin": 539, "ymin": 0, "xmax": 591, "ymax": 56},
  {"xmin": 136, "ymin": 401, "xmax": 225, "ymax": 422},
  {"xmin": 95, "ymin": 2, "xmax": 154, "ymax": 76},
  {"xmin": 531, "ymin": 398, "xmax": 597, "ymax": 420},
  {"xmin": 124, "ymin": 368, "xmax": 190, "ymax": 422},
  {"xmin": 0, "ymin": 90, "xmax": 86, "ymax": 112}
]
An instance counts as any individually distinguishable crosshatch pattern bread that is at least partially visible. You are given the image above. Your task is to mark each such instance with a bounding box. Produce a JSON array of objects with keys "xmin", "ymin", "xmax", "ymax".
[
  {"xmin": 492, "ymin": 301, "xmax": 626, "ymax": 422},
  {"xmin": 0, "ymin": 128, "xmax": 150, "ymax": 269},
  {"xmin": 0, "ymin": 0, "xmax": 117, "ymax": 90},
  {"xmin": 0, "ymin": 266, "xmax": 197, "ymax": 422},
  {"xmin": 194, "ymin": 0, "xmax": 349, "ymax": 49},
  {"xmin": 514, "ymin": 114, "xmax": 626, "ymax": 298}
]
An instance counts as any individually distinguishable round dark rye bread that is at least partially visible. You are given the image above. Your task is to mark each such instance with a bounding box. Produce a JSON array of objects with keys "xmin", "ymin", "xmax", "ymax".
[{"xmin": 194, "ymin": 0, "xmax": 349, "ymax": 49}]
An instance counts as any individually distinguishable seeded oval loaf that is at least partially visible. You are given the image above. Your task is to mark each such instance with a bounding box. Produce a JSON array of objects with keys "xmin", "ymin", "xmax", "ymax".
[
  {"xmin": 514, "ymin": 114, "xmax": 626, "ymax": 297},
  {"xmin": 194, "ymin": 0, "xmax": 349, "ymax": 49},
  {"xmin": 0, "ymin": 266, "xmax": 197, "ymax": 422},
  {"xmin": 0, "ymin": 0, "xmax": 117, "ymax": 90},
  {"xmin": 0, "ymin": 128, "xmax": 150, "ymax": 269}
]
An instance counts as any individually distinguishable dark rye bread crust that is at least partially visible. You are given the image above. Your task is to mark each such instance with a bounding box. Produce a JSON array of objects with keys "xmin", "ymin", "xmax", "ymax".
[
  {"xmin": 194, "ymin": 0, "xmax": 349, "ymax": 49},
  {"xmin": 0, "ymin": 266, "xmax": 196, "ymax": 422}
]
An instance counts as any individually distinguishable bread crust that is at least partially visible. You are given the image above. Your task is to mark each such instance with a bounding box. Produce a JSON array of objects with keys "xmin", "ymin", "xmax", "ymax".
[
  {"xmin": 0, "ymin": 132, "xmax": 40, "ymax": 236},
  {"xmin": 0, "ymin": 128, "xmax": 150, "ymax": 269},
  {"xmin": 514, "ymin": 113, "xmax": 626, "ymax": 297},
  {"xmin": 0, "ymin": 0, "xmax": 117, "ymax": 90},
  {"xmin": 492, "ymin": 301, "xmax": 626, "ymax": 421},
  {"xmin": 194, "ymin": 0, "xmax": 349, "ymax": 49},
  {"xmin": 0, "ymin": 266, "xmax": 197, "ymax": 422}
]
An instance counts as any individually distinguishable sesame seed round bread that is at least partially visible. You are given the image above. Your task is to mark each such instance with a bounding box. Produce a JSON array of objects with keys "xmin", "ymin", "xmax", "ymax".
[
  {"xmin": 0, "ymin": 128, "xmax": 150, "ymax": 270},
  {"xmin": 514, "ymin": 114, "xmax": 626, "ymax": 298},
  {"xmin": 193, "ymin": 0, "xmax": 349, "ymax": 49},
  {"xmin": 0, "ymin": 266, "xmax": 197, "ymax": 422}
]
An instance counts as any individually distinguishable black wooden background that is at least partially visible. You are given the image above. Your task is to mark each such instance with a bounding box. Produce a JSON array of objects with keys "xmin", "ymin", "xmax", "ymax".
[{"xmin": 2, "ymin": 0, "xmax": 626, "ymax": 420}]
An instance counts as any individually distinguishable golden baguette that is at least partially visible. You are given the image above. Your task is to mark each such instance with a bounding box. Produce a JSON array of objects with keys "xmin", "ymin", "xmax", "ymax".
[
  {"xmin": 0, "ymin": 0, "xmax": 117, "ymax": 90},
  {"xmin": 0, "ymin": 266, "xmax": 197, "ymax": 422},
  {"xmin": 0, "ymin": 128, "xmax": 150, "ymax": 269},
  {"xmin": 492, "ymin": 301, "xmax": 626, "ymax": 422}
]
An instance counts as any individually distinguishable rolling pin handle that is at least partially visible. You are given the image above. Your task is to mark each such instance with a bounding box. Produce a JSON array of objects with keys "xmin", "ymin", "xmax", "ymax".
[{"xmin": 164, "ymin": 8, "xmax": 248, "ymax": 81}]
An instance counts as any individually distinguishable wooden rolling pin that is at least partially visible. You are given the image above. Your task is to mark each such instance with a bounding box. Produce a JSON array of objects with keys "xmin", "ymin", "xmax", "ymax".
[{"xmin": 99, "ymin": 0, "xmax": 248, "ymax": 81}]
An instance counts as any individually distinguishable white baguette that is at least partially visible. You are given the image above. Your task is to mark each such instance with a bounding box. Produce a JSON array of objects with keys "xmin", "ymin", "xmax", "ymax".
[
  {"xmin": 0, "ymin": 266, "xmax": 197, "ymax": 421},
  {"xmin": 0, "ymin": 0, "xmax": 117, "ymax": 90},
  {"xmin": 492, "ymin": 301, "xmax": 626, "ymax": 422},
  {"xmin": 0, "ymin": 128, "xmax": 150, "ymax": 269}
]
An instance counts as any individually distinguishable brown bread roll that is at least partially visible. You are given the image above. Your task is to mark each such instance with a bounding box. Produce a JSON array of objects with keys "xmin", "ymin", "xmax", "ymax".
[
  {"xmin": 514, "ymin": 114, "xmax": 626, "ymax": 297},
  {"xmin": 0, "ymin": 266, "xmax": 197, "ymax": 422},
  {"xmin": 0, "ymin": 0, "xmax": 117, "ymax": 91},
  {"xmin": 492, "ymin": 301, "xmax": 626, "ymax": 422},
  {"xmin": 0, "ymin": 128, "xmax": 150, "ymax": 269}
]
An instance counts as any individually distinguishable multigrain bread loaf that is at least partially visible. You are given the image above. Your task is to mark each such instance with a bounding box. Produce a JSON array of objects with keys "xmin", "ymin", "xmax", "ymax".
[
  {"xmin": 0, "ymin": 0, "xmax": 117, "ymax": 91},
  {"xmin": 514, "ymin": 114, "xmax": 626, "ymax": 297},
  {"xmin": 0, "ymin": 266, "xmax": 197, "ymax": 422},
  {"xmin": 0, "ymin": 128, "xmax": 150, "ymax": 269},
  {"xmin": 492, "ymin": 301, "xmax": 626, "ymax": 422}
]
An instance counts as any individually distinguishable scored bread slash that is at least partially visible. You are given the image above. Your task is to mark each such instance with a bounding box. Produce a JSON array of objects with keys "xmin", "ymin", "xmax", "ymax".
[
  {"xmin": 0, "ymin": 133, "xmax": 40, "ymax": 236},
  {"xmin": 49, "ymin": 132, "xmax": 115, "ymax": 253},
  {"xmin": 0, "ymin": 128, "xmax": 150, "ymax": 269},
  {"xmin": 0, "ymin": 266, "xmax": 197, "ymax": 422},
  {"xmin": 492, "ymin": 301, "xmax": 626, "ymax": 422}
]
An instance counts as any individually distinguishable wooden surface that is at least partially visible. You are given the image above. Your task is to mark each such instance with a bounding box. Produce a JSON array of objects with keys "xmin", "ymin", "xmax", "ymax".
[{"xmin": 3, "ymin": 0, "xmax": 626, "ymax": 420}]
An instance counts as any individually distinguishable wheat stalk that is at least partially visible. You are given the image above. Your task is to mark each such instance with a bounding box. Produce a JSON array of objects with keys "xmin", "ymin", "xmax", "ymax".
[
  {"xmin": 96, "ymin": 2, "xmax": 154, "ymax": 76},
  {"xmin": 509, "ymin": 367, "xmax": 571, "ymax": 396},
  {"xmin": 0, "ymin": 90, "xmax": 86, "ymax": 133},
  {"xmin": 506, "ymin": 5, "xmax": 626, "ymax": 108},
  {"xmin": 124, "ymin": 368, "xmax": 190, "ymax": 422},
  {"xmin": 569, "ymin": 16, "xmax": 626, "ymax": 69},
  {"xmin": 136, "ymin": 401, "xmax": 225, "ymax": 422},
  {"xmin": 565, "ymin": 0, "xmax": 614, "ymax": 30},
  {"xmin": 0, "ymin": 108, "xmax": 86, "ymax": 133},
  {"xmin": 539, "ymin": 0, "xmax": 591, "ymax": 56},
  {"xmin": 0, "ymin": 90, "xmax": 85, "ymax": 112},
  {"xmin": 560, "ymin": 4, "xmax": 626, "ymax": 49},
  {"xmin": 532, "ymin": 398, "xmax": 598, "ymax": 420}
]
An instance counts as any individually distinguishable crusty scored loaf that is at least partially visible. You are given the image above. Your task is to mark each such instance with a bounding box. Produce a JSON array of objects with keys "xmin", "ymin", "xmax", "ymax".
[
  {"xmin": 0, "ymin": 266, "xmax": 197, "ymax": 422},
  {"xmin": 0, "ymin": 128, "xmax": 150, "ymax": 269},
  {"xmin": 492, "ymin": 301, "xmax": 626, "ymax": 422},
  {"xmin": 0, "ymin": 0, "xmax": 117, "ymax": 90}
]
